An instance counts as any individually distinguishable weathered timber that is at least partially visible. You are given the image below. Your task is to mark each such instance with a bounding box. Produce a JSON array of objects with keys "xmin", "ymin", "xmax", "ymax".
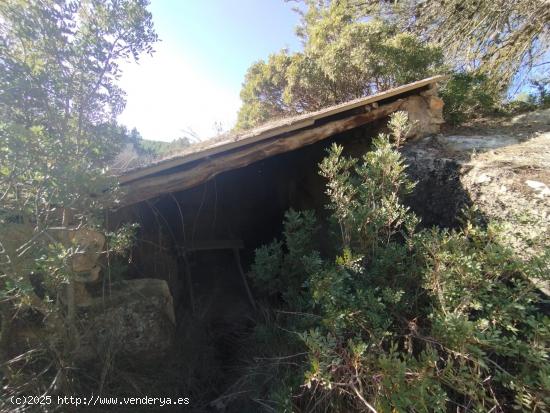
[
  {"xmin": 119, "ymin": 75, "xmax": 446, "ymax": 185},
  {"xmin": 177, "ymin": 239, "xmax": 244, "ymax": 253},
  {"xmin": 120, "ymin": 99, "xmax": 404, "ymax": 205}
]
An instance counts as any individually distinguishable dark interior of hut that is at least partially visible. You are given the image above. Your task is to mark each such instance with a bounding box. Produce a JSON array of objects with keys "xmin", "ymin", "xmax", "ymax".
[{"xmin": 106, "ymin": 117, "xmax": 388, "ymax": 398}]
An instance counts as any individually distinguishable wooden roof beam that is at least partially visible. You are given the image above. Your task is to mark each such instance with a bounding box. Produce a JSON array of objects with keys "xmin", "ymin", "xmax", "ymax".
[{"xmin": 119, "ymin": 98, "xmax": 404, "ymax": 206}]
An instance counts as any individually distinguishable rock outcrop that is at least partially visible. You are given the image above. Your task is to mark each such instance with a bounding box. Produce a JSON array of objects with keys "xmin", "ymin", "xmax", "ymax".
[
  {"xmin": 403, "ymin": 108, "xmax": 550, "ymax": 263},
  {"xmin": 79, "ymin": 278, "xmax": 176, "ymax": 361},
  {"xmin": 4, "ymin": 222, "xmax": 176, "ymax": 362}
]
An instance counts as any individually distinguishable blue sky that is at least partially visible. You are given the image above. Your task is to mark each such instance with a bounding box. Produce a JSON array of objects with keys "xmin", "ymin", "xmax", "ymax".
[{"xmin": 119, "ymin": 1, "xmax": 302, "ymax": 142}]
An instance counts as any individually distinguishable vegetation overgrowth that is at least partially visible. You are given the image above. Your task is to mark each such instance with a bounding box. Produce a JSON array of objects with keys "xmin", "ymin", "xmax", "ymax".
[
  {"xmin": 242, "ymin": 112, "xmax": 550, "ymax": 412},
  {"xmin": 0, "ymin": 0, "xmax": 549, "ymax": 411},
  {"xmin": 0, "ymin": 0, "xmax": 157, "ymax": 405},
  {"xmin": 236, "ymin": 0, "xmax": 550, "ymax": 130}
]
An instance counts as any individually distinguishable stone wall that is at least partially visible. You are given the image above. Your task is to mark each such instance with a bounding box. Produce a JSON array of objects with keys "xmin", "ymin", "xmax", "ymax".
[{"xmin": 401, "ymin": 85, "xmax": 445, "ymax": 138}]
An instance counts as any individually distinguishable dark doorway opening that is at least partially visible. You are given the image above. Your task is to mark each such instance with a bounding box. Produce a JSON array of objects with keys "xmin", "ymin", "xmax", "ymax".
[{"xmin": 107, "ymin": 119, "xmax": 386, "ymax": 406}]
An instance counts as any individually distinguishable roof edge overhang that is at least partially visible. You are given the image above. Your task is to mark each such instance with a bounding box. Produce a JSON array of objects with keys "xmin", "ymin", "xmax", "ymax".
[{"xmin": 119, "ymin": 75, "xmax": 447, "ymax": 186}]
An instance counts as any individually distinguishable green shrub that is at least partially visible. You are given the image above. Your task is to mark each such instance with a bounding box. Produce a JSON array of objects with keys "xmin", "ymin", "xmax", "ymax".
[
  {"xmin": 440, "ymin": 72, "xmax": 498, "ymax": 125},
  {"xmin": 0, "ymin": 0, "xmax": 157, "ymax": 401},
  {"xmin": 498, "ymin": 78, "xmax": 550, "ymax": 116},
  {"xmin": 500, "ymin": 98, "xmax": 538, "ymax": 116},
  {"xmin": 250, "ymin": 209, "xmax": 318, "ymax": 310},
  {"xmin": 246, "ymin": 112, "xmax": 550, "ymax": 412},
  {"xmin": 530, "ymin": 78, "xmax": 550, "ymax": 108}
]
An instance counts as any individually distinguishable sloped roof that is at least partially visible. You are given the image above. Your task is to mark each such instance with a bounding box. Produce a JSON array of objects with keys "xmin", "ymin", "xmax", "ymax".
[{"xmin": 119, "ymin": 75, "xmax": 446, "ymax": 185}]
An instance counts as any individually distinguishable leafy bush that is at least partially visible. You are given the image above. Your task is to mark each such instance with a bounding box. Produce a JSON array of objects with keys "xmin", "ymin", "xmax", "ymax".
[
  {"xmin": 530, "ymin": 78, "xmax": 550, "ymax": 108},
  {"xmin": 247, "ymin": 113, "xmax": 550, "ymax": 412},
  {"xmin": 236, "ymin": 1, "xmax": 443, "ymax": 130},
  {"xmin": 251, "ymin": 209, "xmax": 317, "ymax": 310},
  {"xmin": 0, "ymin": 0, "xmax": 157, "ymax": 402},
  {"xmin": 497, "ymin": 78, "xmax": 550, "ymax": 116},
  {"xmin": 443, "ymin": 74, "xmax": 550, "ymax": 121},
  {"xmin": 440, "ymin": 72, "xmax": 498, "ymax": 125},
  {"xmin": 500, "ymin": 98, "xmax": 538, "ymax": 116}
]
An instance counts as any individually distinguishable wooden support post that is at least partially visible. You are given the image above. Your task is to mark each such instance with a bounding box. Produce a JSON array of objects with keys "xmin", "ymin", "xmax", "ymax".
[
  {"xmin": 233, "ymin": 248, "xmax": 256, "ymax": 311},
  {"xmin": 182, "ymin": 253, "xmax": 195, "ymax": 314}
]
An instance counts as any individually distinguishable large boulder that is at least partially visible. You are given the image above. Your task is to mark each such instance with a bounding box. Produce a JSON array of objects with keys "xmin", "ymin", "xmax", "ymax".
[
  {"xmin": 79, "ymin": 278, "xmax": 175, "ymax": 361},
  {"xmin": 403, "ymin": 109, "xmax": 550, "ymax": 261},
  {"xmin": 9, "ymin": 278, "xmax": 176, "ymax": 363}
]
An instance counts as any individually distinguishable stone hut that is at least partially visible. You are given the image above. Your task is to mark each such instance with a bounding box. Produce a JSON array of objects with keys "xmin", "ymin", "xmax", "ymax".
[{"xmin": 104, "ymin": 76, "xmax": 446, "ymax": 349}]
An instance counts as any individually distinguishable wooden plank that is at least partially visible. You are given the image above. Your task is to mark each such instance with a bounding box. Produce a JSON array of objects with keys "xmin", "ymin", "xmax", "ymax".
[
  {"xmin": 177, "ymin": 239, "xmax": 244, "ymax": 252},
  {"xmin": 119, "ymin": 118, "xmax": 316, "ymax": 184},
  {"xmin": 119, "ymin": 75, "xmax": 446, "ymax": 184},
  {"xmin": 182, "ymin": 253, "xmax": 195, "ymax": 313},
  {"xmin": 120, "ymin": 99, "xmax": 404, "ymax": 206},
  {"xmin": 233, "ymin": 248, "xmax": 257, "ymax": 310}
]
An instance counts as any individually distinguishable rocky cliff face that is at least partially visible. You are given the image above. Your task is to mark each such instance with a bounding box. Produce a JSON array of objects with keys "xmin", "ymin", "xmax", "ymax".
[{"xmin": 403, "ymin": 108, "xmax": 550, "ymax": 288}]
